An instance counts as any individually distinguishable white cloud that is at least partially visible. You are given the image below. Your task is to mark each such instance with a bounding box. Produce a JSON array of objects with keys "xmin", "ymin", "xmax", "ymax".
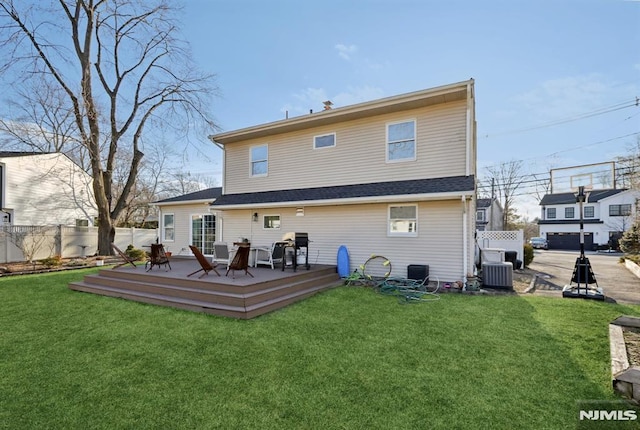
[
  {"xmin": 280, "ymin": 85, "xmax": 385, "ymax": 117},
  {"xmin": 332, "ymin": 85, "xmax": 385, "ymax": 106},
  {"xmin": 515, "ymin": 74, "xmax": 612, "ymax": 120},
  {"xmin": 335, "ymin": 43, "xmax": 358, "ymax": 61}
]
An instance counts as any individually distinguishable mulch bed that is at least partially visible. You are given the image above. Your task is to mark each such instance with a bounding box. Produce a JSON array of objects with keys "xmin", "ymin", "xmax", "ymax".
[{"xmin": 0, "ymin": 256, "xmax": 121, "ymax": 276}]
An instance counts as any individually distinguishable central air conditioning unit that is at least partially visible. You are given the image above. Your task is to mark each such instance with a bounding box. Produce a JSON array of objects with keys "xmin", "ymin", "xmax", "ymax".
[{"xmin": 482, "ymin": 262, "xmax": 513, "ymax": 289}]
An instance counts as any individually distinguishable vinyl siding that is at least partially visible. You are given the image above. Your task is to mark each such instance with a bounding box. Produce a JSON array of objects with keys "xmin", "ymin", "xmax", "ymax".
[
  {"xmin": 1, "ymin": 154, "xmax": 96, "ymax": 225},
  {"xmin": 218, "ymin": 199, "xmax": 466, "ymax": 282},
  {"xmin": 224, "ymin": 100, "xmax": 468, "ymax": 194},
  {"xmin": 159, "ymin": 203, "xmax": 216, "ymax": 255}
]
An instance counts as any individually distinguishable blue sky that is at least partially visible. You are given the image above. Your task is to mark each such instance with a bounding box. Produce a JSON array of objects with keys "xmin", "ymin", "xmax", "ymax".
[{"xmin": 180, "ymin": 0, "xmax": 639, "ymax": 217}]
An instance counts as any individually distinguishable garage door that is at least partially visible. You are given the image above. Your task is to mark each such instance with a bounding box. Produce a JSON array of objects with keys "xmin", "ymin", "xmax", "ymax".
[{"xmin": 547, "ymin": 232, "xmax": 594, "ymax": 250}]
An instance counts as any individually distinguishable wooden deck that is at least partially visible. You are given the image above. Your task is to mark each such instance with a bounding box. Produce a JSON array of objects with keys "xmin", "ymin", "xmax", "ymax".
[{"xmin": 68, "ymin": 257, "xmax": 342, "ymax": 319}]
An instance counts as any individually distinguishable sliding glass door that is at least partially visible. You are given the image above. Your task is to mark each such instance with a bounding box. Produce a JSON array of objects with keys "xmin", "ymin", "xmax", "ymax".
[{"xmin": 191, "ymin": 214, "xmax": 216, "ymax": 255}]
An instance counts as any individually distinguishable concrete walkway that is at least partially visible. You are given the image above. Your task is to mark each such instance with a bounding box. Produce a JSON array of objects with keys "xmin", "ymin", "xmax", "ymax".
[{"xmin": 527, "ymin": 250, "xmax": 640, "ymax": 305}]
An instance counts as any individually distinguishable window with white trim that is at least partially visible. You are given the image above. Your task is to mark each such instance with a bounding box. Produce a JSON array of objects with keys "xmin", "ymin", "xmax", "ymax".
[
  {"xmin": 388, "ymin": 205, "xmax": 417, "ymax": 236},
  {"xmin": 314, "ymin": 133, "xmax": 335, "ymax": 149},
  {"xmin": 251, "ymin": 144, "xmax": 268, "ymax": 177},
  {"xmin": 386, "ymin": 120, "xmax": 416, "ymax": 162},
  {"xmin": 565, "ymin": 207, "xmax": 574, "ymax": 219},
  {"xmin": 476, "ymin": 209, "xmax": 486, "ymax": 222},
  {"xmin": 163, "ymin": 213, "xmax": 175, "ymax": 242},
  {"xmin": 263, "ymin": 215, "xmax": 281, "ymax": 230}
]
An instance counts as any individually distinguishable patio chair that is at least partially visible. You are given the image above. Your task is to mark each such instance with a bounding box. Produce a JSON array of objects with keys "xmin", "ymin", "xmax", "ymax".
[
  {"xmin": 145, "ymin": 243, "xmax": 171, "ymax": 272},
  {"xmin": 254, "ymin": 242, "xmax": 286, "ymax": 269},
  {"xmin": 212, "ymin": 242, "xmax": 231, "ymax": 269},
  {"xmin": 226, "ymin": 245, "xmax": 254, "ymax": 278},
  {"xmin": 188, "ymin": 245, "xmax": 220, "ymax": 278},
  {"xmin": 111, "ymin": 244, "xmax": 137, "ymax": 269}
]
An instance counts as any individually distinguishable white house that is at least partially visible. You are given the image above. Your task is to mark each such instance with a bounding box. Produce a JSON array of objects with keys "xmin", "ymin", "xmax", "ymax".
[
  {"xmin": 538, "ymin": 188, "xmax": 640, "ymax": 250},
  {"xmin": 0, "ymin": 152, "xmax": 96, "ymax": 226},
  {"xmin": 152, "ymin": 187, "xmax": 223, "ymax": 255},
  {"xmin": 203, "ymin": 80, "xmax": 477, "ymax": 283}
]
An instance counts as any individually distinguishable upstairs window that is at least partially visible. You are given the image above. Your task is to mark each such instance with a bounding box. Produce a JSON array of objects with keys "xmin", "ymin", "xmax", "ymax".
[
  {"xmin": 387, "ymin": 120, "xmax": 416, "ymax": 162},
  {"xmin": 389, "ymin": 204, "xmax": 417, "ymax": 237},
  {"xmin": 565, "ymin": 207, "xmax": 575, "ymax": 219},
  {"xmin": 547, "ymin": 208, "xmax": 556, "ymax": 219},
  {"xmin": 584, "ymin": 206, "xmax": 594, "ymax": 218},
  {"xmin": 476, "ymin": 209, "xmax": 486, "ymax": 222},
  {"xmin": 314, "ymin": 133, "xmax": 336, "ymax": 149},
  {"xmin": 251, "ymin": 145, "xmax": 268, "ymax": 177},
  {"xmin": 610, "ymin": 204, "xmax": 631, "ymax": 217}
]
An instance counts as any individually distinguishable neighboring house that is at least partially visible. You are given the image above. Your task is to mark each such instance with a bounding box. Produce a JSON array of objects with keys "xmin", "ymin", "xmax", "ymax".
[
  {"xmin": 475, "ymin": 198, "xmax": 504, "ymax": 231},
  {"xmin": 206, "ymin": 80, "xmax": 477, "ymax": 282},
  {"xmin": 538, "ymin": 188, "xmax": 640, "ymax": 250},
  {"xmin": 0, "ymin": 152, "xmax": 96, "ymax": 226},
  {"xmin": 153, "ymin": 187, "xmax": 223, "ymax": 256}
]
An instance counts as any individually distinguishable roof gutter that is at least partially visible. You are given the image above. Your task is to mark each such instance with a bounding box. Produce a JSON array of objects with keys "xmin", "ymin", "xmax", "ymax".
[{"xmin": 210, "ymin": 190, "xmax": 475, "ymax": 210}]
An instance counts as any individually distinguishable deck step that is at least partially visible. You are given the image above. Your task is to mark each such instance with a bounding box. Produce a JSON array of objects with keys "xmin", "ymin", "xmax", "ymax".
[{"xmin": 68, "ymin": 266, "xmax": 341, "ymax": 319}]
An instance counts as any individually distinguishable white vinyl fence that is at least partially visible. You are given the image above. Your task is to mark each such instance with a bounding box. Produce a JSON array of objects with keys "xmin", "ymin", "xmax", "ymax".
[
  {"xmin": 476, "ymin": 230, "xmax": 524, "ymax": 262},
  {"xmin": 0, "ymin": 225, "xmax": 158, "ymax": 263}
]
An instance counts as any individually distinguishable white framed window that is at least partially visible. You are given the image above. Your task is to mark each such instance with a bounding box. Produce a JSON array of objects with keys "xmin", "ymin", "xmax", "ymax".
[
  {"xmin": 476, "ymin": 209, "xmax": 486, "ymax": 222},
  {"xmin": 388, "ymin": 204, "xmax": 418, "ymax": 236},
  {"xmin": 314, "ymin": 133, "xmax": 336, "ymax": 149},
  {"xmin": 565, "ymin": 207, "xmax": 575, "ymax": 219},
  {"xmin": 250, "ymin": 144, "xmax": 268, "ymax": 177},
  {"xmin": 263, "ymin": 215, "xmax": 281, "ymax": 230},
  {"xmin": 162, "ymin": 213, "xmax": 175, "ymax": 242},
  {"xmin": 75, "ymin": 219, "xmax": 89, "ymax": 227},
  {"xmin": 386, "ymin": 119, "xmax": 416, "ymax": 162}
]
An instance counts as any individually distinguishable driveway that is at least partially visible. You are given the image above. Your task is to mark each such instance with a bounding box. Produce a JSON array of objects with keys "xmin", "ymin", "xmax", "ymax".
[{"xmin": 527, "ymin": 250, "xmax": 640, "ymax": 305}]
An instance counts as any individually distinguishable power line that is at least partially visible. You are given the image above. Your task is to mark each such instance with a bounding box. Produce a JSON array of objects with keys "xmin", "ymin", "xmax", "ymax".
[{"xmin": 480, "ymin": 98, "xmax": 639, "ymax": 139}]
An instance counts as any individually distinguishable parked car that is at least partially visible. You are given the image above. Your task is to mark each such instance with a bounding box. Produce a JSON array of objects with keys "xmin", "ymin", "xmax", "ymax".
[{"xmin": 529, "ymin": 237, "xmax": 548, "ymax": 250}]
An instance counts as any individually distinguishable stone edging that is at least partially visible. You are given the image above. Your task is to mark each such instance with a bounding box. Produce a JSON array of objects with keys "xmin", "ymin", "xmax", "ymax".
[
  {"xmin": 625, "ymin": 259, "xmax": 640, "ymax": 279},
  {"xmin": 610, "ymin": 315, "xmax": 640, "ymax": 404}
]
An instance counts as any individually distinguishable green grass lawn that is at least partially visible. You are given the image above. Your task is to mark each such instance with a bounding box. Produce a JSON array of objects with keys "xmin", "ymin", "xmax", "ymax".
[{"xmin": 2, "ymin": 269, "xmax": 640, "ymax": 429}]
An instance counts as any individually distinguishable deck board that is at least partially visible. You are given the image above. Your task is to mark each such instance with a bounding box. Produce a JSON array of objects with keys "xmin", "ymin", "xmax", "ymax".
[{"xmin": 69, "ymin": 257, "xmax": 342, "ymax": 319}]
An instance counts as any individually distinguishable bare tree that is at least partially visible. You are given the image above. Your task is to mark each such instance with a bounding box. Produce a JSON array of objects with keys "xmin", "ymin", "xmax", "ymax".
[
  {"xmin": 485, "ymin": 160, "xmax": 526, "ymax": 230},
  {"xmin": 0, "ymin": 0, "xmax": 217, "ymax": 254}
]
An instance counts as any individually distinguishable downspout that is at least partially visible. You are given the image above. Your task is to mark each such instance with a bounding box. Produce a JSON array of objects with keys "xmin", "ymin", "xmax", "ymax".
[
  {"xmin": 465, "ymin": 80, "xmax": 473, "ymax": 177},
  {"xmin": 210, "ymin": 139, "xmax": 226, "ymax": 194},
  {"xmin": 209, "ymin": 139, "xmax": 225, "ymax": 243},
  {"xmin": 462, "ymin": 195, "xmax": 468, "ymax": 287}
]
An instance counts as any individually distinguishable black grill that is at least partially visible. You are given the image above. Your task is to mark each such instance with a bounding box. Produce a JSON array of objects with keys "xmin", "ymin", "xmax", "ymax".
[{"xmin": 282, "ymin": 232, "xmax": 310, "ymax": 271}]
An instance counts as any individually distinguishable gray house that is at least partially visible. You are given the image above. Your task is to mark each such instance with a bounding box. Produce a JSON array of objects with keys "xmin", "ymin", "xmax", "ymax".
[{"xmin": 476, "ymin": 198, "xmax": 504, "ymax": 231}]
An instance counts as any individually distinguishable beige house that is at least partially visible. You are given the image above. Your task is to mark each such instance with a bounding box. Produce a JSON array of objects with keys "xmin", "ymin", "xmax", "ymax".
[
  {"xmin": 207, "ymin": 80, "xmax": 477, "ymax": 282},
  {"xmin": 0, "ymin": 152, "xmax": 96, "ymax": 226},
  {"xmin": 152, "ymin": 187, "xmax": 223, "ymax": 256}
]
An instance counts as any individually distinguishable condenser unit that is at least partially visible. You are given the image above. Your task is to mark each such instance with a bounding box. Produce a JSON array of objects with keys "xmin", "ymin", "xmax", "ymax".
[{"xmin": 482, "ymin": 262, "xmax": 513, "ymax": 289}]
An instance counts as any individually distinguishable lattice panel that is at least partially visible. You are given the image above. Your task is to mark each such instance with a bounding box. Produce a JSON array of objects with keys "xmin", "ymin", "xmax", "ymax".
[{"xmin": 478, "ymin": 230, "xmax": 522, "ymax": 241}]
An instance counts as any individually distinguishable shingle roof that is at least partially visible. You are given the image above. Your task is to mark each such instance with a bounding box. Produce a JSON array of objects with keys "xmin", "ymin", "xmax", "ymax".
[
  {"xmin": 539, "ymin": 189, "xmax": 625, "ymax": 205},
  {"xmin": 155, "ymin": 187, "xmax": 222, "ymax": 204},
  {"xmin": 477, "ymin": 198, "xmax": 492, "ymax": 208},
  {"xmin": 211, "ymin": 176, "xmax": 475, "ymax": 207},
  {"xmin": 0, "ymin": 151, "xmax": 52, "ymax": 157}
]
